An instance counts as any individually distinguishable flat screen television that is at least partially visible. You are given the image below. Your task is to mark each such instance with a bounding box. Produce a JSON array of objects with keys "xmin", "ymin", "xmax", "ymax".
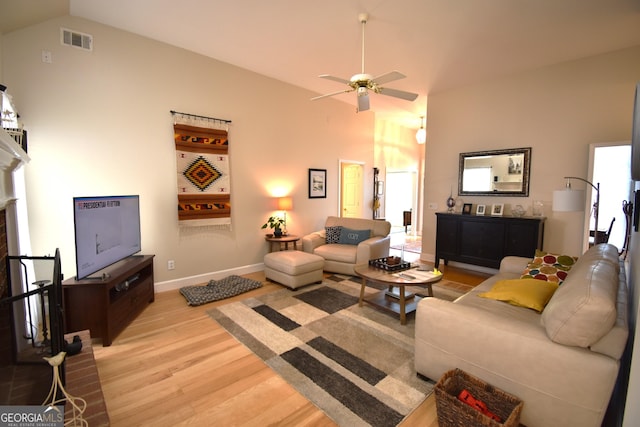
[{"xmin": 73, "ymin": 195, "xmax": 142, "ymax": 280}]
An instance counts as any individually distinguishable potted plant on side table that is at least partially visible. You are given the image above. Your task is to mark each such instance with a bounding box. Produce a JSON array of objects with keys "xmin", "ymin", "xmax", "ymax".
[{"xmin": 261, "ymin": 216, "xmax": 285, "ymax": 237}]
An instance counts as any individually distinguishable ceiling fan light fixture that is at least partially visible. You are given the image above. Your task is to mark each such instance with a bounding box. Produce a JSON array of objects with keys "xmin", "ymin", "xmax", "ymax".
[
  {"xmin": 357, "ymin": 93, "xmax": 370, "ymax": 111},
  {"xmin": 416, "ymin": 116, "xmax": 426, "ymax": 144},
  {"xmin": 310, "ymin": 13, "xmax": 418, "ymax": 112}
]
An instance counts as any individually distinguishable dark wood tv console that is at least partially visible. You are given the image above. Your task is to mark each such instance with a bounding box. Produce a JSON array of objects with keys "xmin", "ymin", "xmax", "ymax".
[
  {"xmin": 435, "ymin": 213, "xmax": 545, "ymax": 269},
  {"xmin": 62, "ymin": 255, "xmax": 155, "ymax": 346}
]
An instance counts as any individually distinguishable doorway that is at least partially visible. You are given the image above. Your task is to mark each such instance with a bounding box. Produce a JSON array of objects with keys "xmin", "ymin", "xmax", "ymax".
[
  {"xmin": 339, "ymin": 161, "xmax": 364, "ymax": 218},
  {"xmin": 584, "ymin": 142, "xmax": 632, "ymax": 252},
  {"xmin": 385, "ymin": 170, "xmax": 418, "ymax": 233}
]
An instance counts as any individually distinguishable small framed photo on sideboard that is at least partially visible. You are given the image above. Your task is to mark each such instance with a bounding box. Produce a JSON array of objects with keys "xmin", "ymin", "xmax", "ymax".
[
  {"xmin": 491, "ymin": 203, "xmax": 504, "ymax": 216},
  {"xmin": 462, "ymin": 203, "xmax": 472, "ymax": 214},
  {"xmin": 476, "ymin": 204, "xmax": 486, "ymax": 215}
]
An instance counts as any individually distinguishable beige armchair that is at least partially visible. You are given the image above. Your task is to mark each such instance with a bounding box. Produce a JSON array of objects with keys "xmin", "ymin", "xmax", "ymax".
[{"xmin": 302, "ymin": 216, "xmax": 391, "ymax": 275}]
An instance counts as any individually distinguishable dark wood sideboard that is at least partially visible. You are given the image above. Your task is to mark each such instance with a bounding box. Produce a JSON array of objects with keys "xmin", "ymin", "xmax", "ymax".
[
  {"xmin": 62, "ymin": 255, "xmax": 155, "ymax": 346},
  {"xmin": 435, "ymin": 213, "xmax": 545, "ymax": 269}
]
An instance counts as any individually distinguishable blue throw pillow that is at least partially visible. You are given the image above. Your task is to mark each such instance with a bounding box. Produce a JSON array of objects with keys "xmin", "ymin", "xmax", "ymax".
[
  {"xmin": 338, "ymin": 228, "xmax": 371, "ymax": 245},
  {"xmin": 325, "ymin": 226, "xmax": 343, "ymax": 244}
]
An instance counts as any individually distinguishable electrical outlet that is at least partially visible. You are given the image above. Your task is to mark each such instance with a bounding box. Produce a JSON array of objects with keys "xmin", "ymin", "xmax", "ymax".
[
  {"xmin": 428, "ymin": 203, "xmax": 438, "ymax": 210},
  {"xmin": 41, "ymin": 50, "xmax": 52, "ymax": 63},
  {"xmin": 167, "ymin": 260, "xmax": 175, "ymax": 270}
]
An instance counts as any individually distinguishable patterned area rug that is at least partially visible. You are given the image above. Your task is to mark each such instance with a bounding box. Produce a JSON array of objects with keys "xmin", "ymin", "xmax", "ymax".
[
  {"xmin": 208, "ymin": 275, "xmax": 466, "ymax": 426},
  {"xmin": 180, "ymin": 275, "xmax": 262, "ymax": 306}
]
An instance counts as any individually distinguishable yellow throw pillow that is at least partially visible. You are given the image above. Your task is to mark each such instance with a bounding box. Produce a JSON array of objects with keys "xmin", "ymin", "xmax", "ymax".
[{"xmin": 479, "ymin": 279, "xmax": 559, "ymax": 312}]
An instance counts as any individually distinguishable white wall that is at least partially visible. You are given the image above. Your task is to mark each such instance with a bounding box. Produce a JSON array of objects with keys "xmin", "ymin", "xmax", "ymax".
[
  {"xmin": 0, "ymin": 33, "xmax": 3, "ymax": 83},
  {"xmin": 374, "ymin": 120, "xmax": 425, "ymax": 231},
  {"xmin": 423, "ymin": 45, "xmax": 640, "ymax": 259},
  {"xmin": 1, "ymin": 16, "xmax": 378, "ymax": 285},
  {"xmin": 422, "ymin": 44, "xmax": 640, "ymax": 424}
]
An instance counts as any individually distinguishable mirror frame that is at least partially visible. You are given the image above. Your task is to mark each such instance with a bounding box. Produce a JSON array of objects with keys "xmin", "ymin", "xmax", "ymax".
[{"xmin": 458, "ymin": 147, "xmax": 531, "ymax": 197}]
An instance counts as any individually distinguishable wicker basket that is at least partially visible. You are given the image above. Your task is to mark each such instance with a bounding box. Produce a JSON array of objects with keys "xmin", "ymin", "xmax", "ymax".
[{"xmin": 434, "ymin": 369, "xmax": 523, "ymax": 427}]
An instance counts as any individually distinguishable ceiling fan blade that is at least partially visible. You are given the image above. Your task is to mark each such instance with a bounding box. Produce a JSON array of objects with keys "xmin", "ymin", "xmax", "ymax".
[
  {"xmin": 318, "ymin": 74, "xmax": 351, "ymax": 85},
  {"xmin": 311, "ymin": 88, "xmax": 354, "ymax": 101},
  {"xmin": 357, "ymin": 93, "xmax": 370, "ymax": 111},
  {"xmin": 372, "ymin": 70, "xmax": 406, "ymax": 85},
  {"xmin": 377, "ymin": 86, "xmax": 419, "ymax": 101}
]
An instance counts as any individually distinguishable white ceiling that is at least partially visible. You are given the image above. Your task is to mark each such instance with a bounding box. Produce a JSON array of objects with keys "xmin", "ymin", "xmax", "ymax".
[{"xmin": 3, "ymin": 0, "xmax": 640, "ymax": 128}]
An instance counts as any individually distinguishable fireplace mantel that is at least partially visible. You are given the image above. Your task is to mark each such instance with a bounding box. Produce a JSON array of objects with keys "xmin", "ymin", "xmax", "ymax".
[{"xmin": 0, "ymin": 127, "xmax": 29, "ymax": 209}]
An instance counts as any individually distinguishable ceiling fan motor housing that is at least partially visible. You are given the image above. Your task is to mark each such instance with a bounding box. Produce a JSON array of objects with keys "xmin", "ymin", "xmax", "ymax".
[
  {"xmin": 310, "ymin": 12, "xmax": 418, "ymax": 111},
  {"xmin": 350, "ymin": 73, "xmax": 373, "ymax": 84}
]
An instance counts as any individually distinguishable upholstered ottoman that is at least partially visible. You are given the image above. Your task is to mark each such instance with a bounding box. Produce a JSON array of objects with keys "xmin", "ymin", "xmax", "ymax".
[{"xmin": 264, "ymin": 251, "xmax": 324, "ymax": 289}]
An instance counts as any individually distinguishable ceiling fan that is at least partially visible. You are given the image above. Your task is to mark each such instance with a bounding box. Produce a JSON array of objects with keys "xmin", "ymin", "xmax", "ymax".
[{"xmin": 311, "ymin": 13, "xmax": 419, "ymax": 112}]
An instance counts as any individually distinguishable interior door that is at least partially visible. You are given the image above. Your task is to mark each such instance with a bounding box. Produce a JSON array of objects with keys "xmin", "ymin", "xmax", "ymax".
[
  {"xmin": 585, "ymin": 142, "xmax": 632, "ymax": 252},
  {"xmin": 341, "ymin": 162, "xmax": 363, "ymax": 218},
  {"xmin": 385, "ymin": 171, "xmax": 418, "ymax": 230}
]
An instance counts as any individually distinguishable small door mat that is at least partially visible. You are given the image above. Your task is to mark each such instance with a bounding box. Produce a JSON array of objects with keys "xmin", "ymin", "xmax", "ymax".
[{"xmin": 180, "ymin": 275, "xmax": 262, "ymax": 306}]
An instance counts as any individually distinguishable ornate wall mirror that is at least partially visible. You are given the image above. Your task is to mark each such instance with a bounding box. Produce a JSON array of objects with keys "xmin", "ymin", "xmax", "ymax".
[{"xmin": 458, "ymin": 147, "xmax": 531, "ymax": 197}]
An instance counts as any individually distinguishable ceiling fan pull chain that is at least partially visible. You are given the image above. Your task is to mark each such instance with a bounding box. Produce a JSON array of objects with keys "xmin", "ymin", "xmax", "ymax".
[{"xmin": 361, "ymin": 14, "xmax": 367, "ymax": 74}]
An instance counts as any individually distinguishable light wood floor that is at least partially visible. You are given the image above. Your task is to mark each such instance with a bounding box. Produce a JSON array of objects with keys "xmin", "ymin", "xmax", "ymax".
[{"xmin": 93, "ymin": 264, "xmax": 490, "ymax": 426}]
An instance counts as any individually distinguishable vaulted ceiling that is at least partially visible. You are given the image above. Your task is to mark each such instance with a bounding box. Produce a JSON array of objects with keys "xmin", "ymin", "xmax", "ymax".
[{"xmin": 2, "ymin": 0, "xmax": 640, "ymax": 128}]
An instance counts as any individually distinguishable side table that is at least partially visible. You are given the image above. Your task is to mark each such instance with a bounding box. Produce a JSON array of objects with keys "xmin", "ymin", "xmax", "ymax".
[{"xmin": 265, "ymin": 234, "xmax": 300, "ymax": 252}]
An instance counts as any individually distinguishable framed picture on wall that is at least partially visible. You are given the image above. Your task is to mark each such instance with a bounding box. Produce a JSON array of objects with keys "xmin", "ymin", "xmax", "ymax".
[
  {"xmin": 308, "ymin": 168, "xmax": 327, "ymax": 198},
  {"xmin": 476, "ymin": 205, "xmax": 486, "ymax": 215},
  {"xmin": 491, "ymin": 203, "xmax": 504, "ymax": 216}
]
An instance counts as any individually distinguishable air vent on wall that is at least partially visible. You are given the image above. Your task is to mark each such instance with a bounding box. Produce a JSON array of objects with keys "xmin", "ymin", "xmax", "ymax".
[{"xmin": 61, "ymin": 28, "xmax": 93, "ymax": 51}]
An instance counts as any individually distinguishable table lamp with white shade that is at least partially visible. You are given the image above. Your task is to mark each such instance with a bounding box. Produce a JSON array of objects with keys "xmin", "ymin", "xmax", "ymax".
[{"xmin": 277, "ymin": 196, "xmax": 293, "ymax": 234}]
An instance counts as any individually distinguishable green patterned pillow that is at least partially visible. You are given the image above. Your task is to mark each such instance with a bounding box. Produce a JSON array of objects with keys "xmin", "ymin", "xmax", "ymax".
[{"xmin": 521, "ymin": 250, "xmax": 578, "ymax": 285}]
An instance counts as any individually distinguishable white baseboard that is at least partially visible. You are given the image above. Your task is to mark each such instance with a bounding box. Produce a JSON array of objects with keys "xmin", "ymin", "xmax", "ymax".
[
  {"xmin": 444, "ymin": 261, "xmax": 499, "ymax": 275},
  {"xmin": 154, "ymin": 262, "xmax": 265, "ymax": 293},
  {"xmin": 422, "ymin": 252, "xmax": 499, "ymax": 275}
]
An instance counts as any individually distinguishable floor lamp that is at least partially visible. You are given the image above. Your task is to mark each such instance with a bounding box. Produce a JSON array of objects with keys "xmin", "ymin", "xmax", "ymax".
[{"xmin": 552, "ymin": 176, "xmax": 601, "ymax": 242}]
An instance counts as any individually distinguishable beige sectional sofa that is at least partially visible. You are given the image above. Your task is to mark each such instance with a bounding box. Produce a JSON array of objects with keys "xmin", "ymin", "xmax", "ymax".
[
  {"xmin": 415, "ymin": 243, "xmax": 627, "ymax": 427},
  {"xmin": 302, "ymin": 216, "xmax": 391, "ymax": 275}
]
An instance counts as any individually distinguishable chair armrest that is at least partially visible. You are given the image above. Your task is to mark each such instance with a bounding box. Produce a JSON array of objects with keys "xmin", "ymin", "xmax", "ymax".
[
  {"xmin": 499, "ymin": 256, "xmax": 530, "ymax": 275},
  {"xmin": 302, "ymin": 231, "xmax": 326, "ymax": 253},
  {"xmin": 355, "ymin": 235, "xmax": 391, "ymax": 263}
]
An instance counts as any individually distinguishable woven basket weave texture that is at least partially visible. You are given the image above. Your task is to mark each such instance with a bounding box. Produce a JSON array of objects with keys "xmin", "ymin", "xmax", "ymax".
[{"xmin": 434, "ymin": 368, "xmax": 523, "ymax": 427}]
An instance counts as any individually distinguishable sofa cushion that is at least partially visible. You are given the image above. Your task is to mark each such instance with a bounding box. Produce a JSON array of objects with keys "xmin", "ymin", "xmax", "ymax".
[
  {"xmin": 541, "ymin": 257, "xmax": 618, "ymax": 348},
  {"xmin": 520, "ymin": 250, "xmax": 578, "ymax": 284},
  {"xmin": 337, "ymin": 227, "xmax": 371, "ymax": 245},
  {"xmin": 314, "ymin": 244, "xmax": 357, "ymax": 263},
  {"xmin": 325, "ymin": 226, "xmax": 342, "ymax": 244},
  {"xmin": 479, "ymin": 278, "xmax": 559, "ymax": 312},
  {"xmin": 576, "ymin": 243, "xmax": 620, "ymax": 273}
]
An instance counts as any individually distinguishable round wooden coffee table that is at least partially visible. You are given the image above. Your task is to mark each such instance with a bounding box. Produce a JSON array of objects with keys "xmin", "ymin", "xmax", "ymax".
[{"xmin": 354, "ymin": 264, "xmax": 443, "ymax": 325}]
